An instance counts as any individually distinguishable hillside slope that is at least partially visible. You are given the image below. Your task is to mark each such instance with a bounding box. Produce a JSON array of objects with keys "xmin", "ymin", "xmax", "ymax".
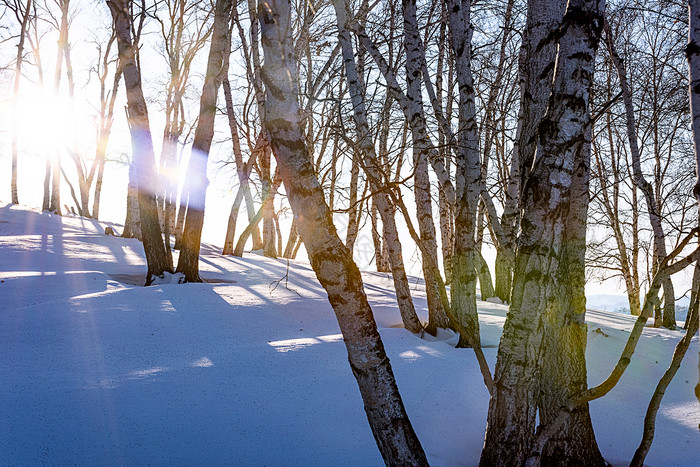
[{"xmin": 0, "ymin": 203, "xmax": 697, "ymax": 466}]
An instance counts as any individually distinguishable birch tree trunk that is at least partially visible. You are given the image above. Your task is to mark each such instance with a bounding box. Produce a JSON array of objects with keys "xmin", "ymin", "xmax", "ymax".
[
  {"xmin": 122, "ymin": 169, "xmax": 142, "ymax": 239},
  {"xmin": 108, "ymin": 0, "xmax": 172, "ymax": 284},
  {"xmin": 177, "ymin": 0, "xmax": 233, "ymax": 282},
  {"xmin": 221, "ymin": 76, "xmax": 258, "ymax": 255},
  {"xmin": 494, "ymin": 0, "xmax": 567, "ymax": 303},
  {"xmin": 49, "ymin": 0, "xmax": 71, "ymax": 216},
  {"xmin": 332, "ymin": 0, "xmax": 422, "ymax": 334},
  {"xmin": 92, "ymin": 36, "xmax": 121, "ymax": 220},
  {"xmin": 481, "ymin": 1, "xmax": 606, "ymax": 465},
  {"xmin": 246, "ymin": 0, "xmax": 275, "ymax": 256},
  {"xmin": 604, "ymin": 22, "xmax": 676, "ymax": 328},
  {"xmin": 445, "ymin": 0, "xmax": 481, "ymax": 347},
  {"xmin": 686, "ymin": 0, "xmax": 700, "ymax": 408},
  {"xmin": 259, "ymin": 1, "xmax": 427, "ymax": 463},
  {"xmin": 477, "ymin": 0, "xmax": 514, "ymax": 302},
  {"xmin": 10, "ymin": 0, "xmax": 32, "ymax": 205},
  {"xmin": 402, "ymin": 0, "xmax": 451, "ymax": 334}
]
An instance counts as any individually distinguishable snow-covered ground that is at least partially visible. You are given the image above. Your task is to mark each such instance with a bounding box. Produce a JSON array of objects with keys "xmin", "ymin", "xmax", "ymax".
[{"xmin": 1, "ymin": 202, "xmax": 698, "ymax": 466}]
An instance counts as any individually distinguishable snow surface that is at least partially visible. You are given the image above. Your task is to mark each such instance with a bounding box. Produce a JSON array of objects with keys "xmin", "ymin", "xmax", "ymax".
[{"xmin": 0, "ymin": 202, "xmax": 698, "ymax": 466}]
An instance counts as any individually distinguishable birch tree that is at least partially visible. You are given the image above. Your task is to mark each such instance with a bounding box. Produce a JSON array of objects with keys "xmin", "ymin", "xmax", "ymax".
[
  {"xmin": 331, "ymin": 0, "xmax": 423, "ymax": 333},
  {"xmin": 6, "ymin": 0, "xmax": 33, "ymax": 205},
  {"xmin": 481, "ymin": 1, "xmax": 607, "ymax": 464},
  {"xmin": 444, "ymin": 0, "xmax": 482, "ymax": 346},
  {"xmin": 604, "ymin": 17, "xmax": 677, "ymax": 328},
  {"xmin": 259, "ymin": 0, "xmax": 427, "ymax": 462},
  {"xmin": 686, "ymin": 0, "xmax": 700, "ymax": 409}
]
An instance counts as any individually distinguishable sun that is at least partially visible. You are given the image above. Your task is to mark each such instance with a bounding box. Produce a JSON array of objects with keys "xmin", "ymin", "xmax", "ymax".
[{"xmin": 13, "ymin": 91, "xmax": 80, "ymax": 160}]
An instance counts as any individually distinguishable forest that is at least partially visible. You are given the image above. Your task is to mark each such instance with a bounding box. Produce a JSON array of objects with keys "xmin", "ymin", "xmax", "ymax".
[{"xmin": 1, "ymin": 0, "xmax": 699, "ymax": 465}]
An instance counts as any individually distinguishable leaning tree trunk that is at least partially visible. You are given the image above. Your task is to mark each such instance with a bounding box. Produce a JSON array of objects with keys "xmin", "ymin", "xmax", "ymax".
[
  {"xmin": 108, "ymin": 0, "xmax": 171, "ymax": 284},
  {"xmin": 332, "ymin": 0, "xmax": 423, "ymax": 334},
  {"xmin": 604, "ymin": 22, "xmax": 676, "ymax": 328},
  {"xmin": 481, "ymin": 1, "xmax": 607, "ymax": 465},
  {"xmin": 259, "ymin": 1, "xmax": 427, "ymax": 464},
  {"xmin": 176, "ymin": 0, "xmax": 233, "ymax": 282}
]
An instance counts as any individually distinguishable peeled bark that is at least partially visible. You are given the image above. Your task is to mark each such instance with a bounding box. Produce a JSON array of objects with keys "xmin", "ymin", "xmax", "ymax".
[
  {"xmin": 108, "ymin": 0, "xmax": 171, "ymax": 284},
  {"xmin": 481, "ymin": 1, "xmax": 606, "ymax": 465},
  {"xmin": 176, "ymin": 0, "xmax": 233, "ymax": 282},
  {"xmin": 259, "ymin": 2, "xmax": 428, "ymax": 463}
]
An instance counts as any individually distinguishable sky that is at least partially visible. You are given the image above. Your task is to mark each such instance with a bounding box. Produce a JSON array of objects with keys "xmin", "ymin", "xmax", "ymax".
[{"xmin": 1, "ymin": 0, "xmax": 696, "ymax": 303}]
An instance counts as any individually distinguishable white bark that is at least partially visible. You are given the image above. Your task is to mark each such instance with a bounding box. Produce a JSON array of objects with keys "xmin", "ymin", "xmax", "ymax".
[
  {"xmin": 481, "ymin": 1, "xmax": 606, "ymax": 465},
  {"xmin": 332, "ymin": 0, "xmax": 423, "ymax": 333},
  {"xmin": 259, "ymin": 1, "xmax": 427, "ymax": 462}
]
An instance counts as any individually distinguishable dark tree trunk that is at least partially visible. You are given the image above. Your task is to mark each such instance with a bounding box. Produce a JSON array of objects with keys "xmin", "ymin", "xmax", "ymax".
[
  {"xmin": 176, "ymin": 0, "xmax": 233, "ymax": 282},
  {"xmin": 108, "ymin": 0, "xmax": 172, "ymax": 284}
]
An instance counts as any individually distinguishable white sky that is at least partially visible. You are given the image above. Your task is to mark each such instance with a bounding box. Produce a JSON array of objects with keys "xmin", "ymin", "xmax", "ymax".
[{"xmin": 1, "ymin": 0, "xmax": 695, "ymax": 302}]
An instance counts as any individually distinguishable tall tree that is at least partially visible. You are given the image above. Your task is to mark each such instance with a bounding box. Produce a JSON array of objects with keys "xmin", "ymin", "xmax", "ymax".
[
  {"xmin": 108, "ymin": 0, "xmax": 172, "ymax": 284},
  {"xmin": 686, "ymin": 0, "xmax": 700, "ymax": 408},
  {"xmin": 8, "ymin": 0, "xmax": 33, "ymax": 205},
  {"xmin": 176, "ymin": 0, "xmax": 233, "ymax": 282},
  {"xmin": 91, "ymin": 31, "xmax": 122, "ymax": 220},
  {"xmin": 604, "ymin": 18, "xmax": 676, "ymax": 328},
  {"xmin": 491, "ymin": 0, "xmax": 567, "ymax": 303},
  {"xmin": 259, "ymin": 0, "xmax": 427, "ymax": 463},
  {"xmin": 444, "ymin": 0, "xmax": 482, "ymax": 347},
  {"xmin": 481, "ymin": 0, "xmax": 607, "ymax": 465},
  {"xmin": 332, "ymin": 0, "xmax": 423, "ymax": 333}
]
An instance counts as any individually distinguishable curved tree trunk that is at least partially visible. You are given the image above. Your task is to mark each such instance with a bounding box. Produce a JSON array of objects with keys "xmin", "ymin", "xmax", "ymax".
[{"xmin": 260, "ymin": 2, "xmax": 428, "ymax": 463}]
